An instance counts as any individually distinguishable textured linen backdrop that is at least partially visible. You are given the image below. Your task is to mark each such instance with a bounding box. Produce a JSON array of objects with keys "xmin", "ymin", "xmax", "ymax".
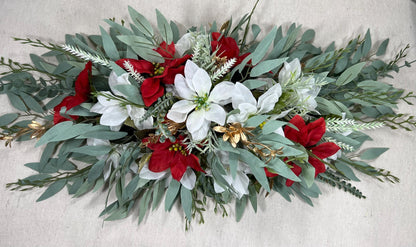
[{"xmin": 0, "ymin": 1, "xmax": 415, "ymax": 246}]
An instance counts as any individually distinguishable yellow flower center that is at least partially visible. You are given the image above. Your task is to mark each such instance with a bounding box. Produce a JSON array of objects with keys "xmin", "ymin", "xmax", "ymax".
[
  {"xmin": 168, "ymin": 143, "xmax": 188, "ymax": 156},
  {"xmin": 150, "ymin": 63, "xmax": 165, "ymax": 76}
]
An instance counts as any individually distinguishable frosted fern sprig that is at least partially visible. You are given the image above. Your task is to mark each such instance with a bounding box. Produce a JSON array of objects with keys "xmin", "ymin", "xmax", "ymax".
[
  {"xmin": 61, "ymin": 44, "xmax": 111, "ymax": 68},
  {"xmin": 322, "ymin": 137, "xmax": 355, "ymax": 151},
  {"xmin": 192, "ymin": 34, "xmax": 215, "ymax": 71},
  {"xmin": 211, "ymin": 58, "xmax": 236, "ymax": 82},
  {"xmin": 326, "ymin": 118, "xmax": 384, "ymax": 133},
  {"xmin": 123, "ymin": 60, "xmax": 145, "ymax": 83}
]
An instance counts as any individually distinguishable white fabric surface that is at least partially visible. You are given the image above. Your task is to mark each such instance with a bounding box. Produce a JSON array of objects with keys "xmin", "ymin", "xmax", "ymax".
[{"xmin": 0, "ymin": 0, "xmax": 415, "ymax": 246}]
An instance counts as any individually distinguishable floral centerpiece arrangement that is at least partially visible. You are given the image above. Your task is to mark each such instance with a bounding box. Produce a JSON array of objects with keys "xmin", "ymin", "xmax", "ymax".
[{"xmin": 1, "ymin": 3, "xmax": 414, "ymax": 227}]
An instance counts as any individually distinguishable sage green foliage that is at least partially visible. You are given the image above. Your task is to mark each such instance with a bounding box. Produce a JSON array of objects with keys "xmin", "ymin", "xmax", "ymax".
[{"xmin": 1, "ymin": 3, "xmax": 414, "ymax": 229}]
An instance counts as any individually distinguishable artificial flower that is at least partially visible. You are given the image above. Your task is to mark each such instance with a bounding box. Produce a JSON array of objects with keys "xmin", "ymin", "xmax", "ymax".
[
  {"xmin": 116, "ymin": 42, "xmax": 191, "ymax": 106},
  {"xmin": 142, "ymin": 135, "xmax": 204, "ymax": 189},
  {"xmin": 266, "ymin": 115, "xmax": 340, "ymax": 186},
  {"xmin": 227, "ymin": 82, "xmax": 282, "ymax": 123},
  {"xmin": 166, "ymin": 60, "xmax": 234, "ymax": 141},
  {"xmin": 53, "ymin": 61, "xmax": 92, "ymax": 124},
  {"xmin": 278, "ymin": 58, "xmax": 320, "ymax": 113},
  {"xmin": 90, "ymin": 72, "xmax": 153, "ymax": 131},
  {"xmin": 211, "ymin": 32, "xmax": 250, "ymax": 65},
  {"xmin": 213, "ymin": 151, "xmax": 251, "ymax": 199}
]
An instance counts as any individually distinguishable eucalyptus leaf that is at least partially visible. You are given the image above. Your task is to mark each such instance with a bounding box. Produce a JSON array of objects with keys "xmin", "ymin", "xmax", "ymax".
[
  {"xmin": 156, "ymin": 9, "xmax": 173, "ymax": 43},
  {"xmin": 335, "ymin": 62, "xmax": 366, "ymax": 86},
  {"xmin": 36, "ymin": 179, "xmax": 67, "ymax": 202},
  {"xmin": 0, "ymin": 113, "xmax": 19, "ymax": 126},
  {"xmin": 165, "ymin": 179, "xmax": 181, "ymax": 211},
  {"xmin": 180, "ymin": 186, "xmax": 193, "ymax": 220},
  {"xmin": 100, "ymin": 26, "xmax": 120, "ymax": 60},
  {"xmin": 359, "ymin": 147, "xmax": 389, "ymax": 160}
]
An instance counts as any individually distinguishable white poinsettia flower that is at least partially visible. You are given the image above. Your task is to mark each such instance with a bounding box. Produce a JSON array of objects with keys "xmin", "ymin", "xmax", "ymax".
[
  {"xmin": 213, "ymin": 151, "xmax": 251, "ymax": 199},
  {"xmin": 175, "ymin": 33, "xmax": 195, "ymax": 57},
  {"xmin": 90, "ymin": 72, "xmax": 153, "ymax": 131},
  {"xmin": 227, "ymin": 82, "xmax": 282, "ymax": 123},
  {"xmin": 278, "ymin": 58, "xmax": 321, "ymax": 113},
  {"xmin": 167, "ymin": 60, "xmax": 234, "ymax": 141},
  {"xmin": 139, "ymin": 163, "xmax": 197, "ymax": 190},
  {"xmin": 278, "ymin": 58, "xmax": 302, "ymax": 86},
  {"xmin": 87, "ymin": 138, "xmax": 133, "ymax": 181}
]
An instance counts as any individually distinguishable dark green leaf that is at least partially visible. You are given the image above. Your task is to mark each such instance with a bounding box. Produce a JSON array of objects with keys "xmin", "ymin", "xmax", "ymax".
[
  {"xmin": 36, "ymin": 179, "xmax": 67, "ymax": 202},
  {"xmin": 0, "ymin": 113, "xmax": 19, "ymax": 126}
]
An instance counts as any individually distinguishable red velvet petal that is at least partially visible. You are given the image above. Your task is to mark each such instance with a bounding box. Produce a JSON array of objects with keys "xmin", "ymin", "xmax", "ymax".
[
  {"xmin": 306, "ymin": 117, "xmax": 326, "ymax": 146},
  {"xmin": 161, "ymin": 66, "xmax": 184, "ymax": 85},
  {"xmin": 285, "ymin": 163, "xmax": 302, "ymax": 186},
  {"xmin": 170, "ymin": 153, "xmax": 188, "ymax": 181},
  {"xmin": 148, "ymin": 150, "xmax": 173, "ymax": 172},
  {"xmin": 184, "ymin": 154, "xmax": 205, "ymax": 173},
  {"xmin": 264, "ymin": 168, "xmax": 279, "ymax": 178},
  {"xmin": 147, "ymin": 139, "xmax": 172, "ymax": 151},
  {"xmin": 156, "ymin": 41, "xmax": 175, "ymax": 59},
  {"xmin": 116, "ymin": 59, "xmax": 154, "ymax": 74},
  {"xmin": 142, "ymin": 85, "xmax": 164, "ymax": 106},
  {"xmin": 310, "ymin": 142, "xmax": 340, "ymax": 159},
  {"xmin": 53, "ymin": 95, "xmax": 85, "ymax": 124},
  {"xmin": 308, "ymin": 157, "xmax": 326, "ymax": 177},
  {"xmin": 74, "ymin": 61, "xmax": 92, "ymax": 100},
  {"xmin": 284, "ymin": 115, "xmax": 308, "ymax": 146}
]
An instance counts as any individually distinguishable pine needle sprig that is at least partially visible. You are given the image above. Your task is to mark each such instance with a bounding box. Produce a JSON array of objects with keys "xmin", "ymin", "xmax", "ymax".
[
  {"xmin": 211, "ymin": 58, "xmax": 236, "ymax": 82},
  {"xmin": 123, "ymin": 60, "xmax": 145, "ymax": 84},
  {"xmin": 62, "ymin": 44, "xmax": 111, "ymax": 68},
  {"xmin": 322, "ymin": 136, "xmax": 355, "ymax": 151},
  {"xmin": 317, "ymin": 170, "xmax": 366, "ymax": 199},
  {"xmin": 326, "ymin": 117, "xmax": 384, "ymax": 133}
]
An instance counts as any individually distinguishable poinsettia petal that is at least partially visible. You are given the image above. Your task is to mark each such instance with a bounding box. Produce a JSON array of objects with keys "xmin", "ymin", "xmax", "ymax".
[
  {"xmin": 191, "ymin": 68, "xmax": 212, "ymax": 96},
  {"xmin": 148, "ymin": 150, "xmax": 173, "ymax": 173},
  {"xmin": 308, "ymin": 157, "xmax": 326, "ymax": 177},
  {"xmin": 232, "ymin": 171, "xmax": 250, "ymax": 199},
  {"xmin": 74, "ymin": 61, "xmax": 92, "ymax": 99},
  {"xmin": 170, "ymin": 153, "xmax": 188, "ymax": 181},
  {"xmin": 116, "ymin": 59, "xmax": 154, "ymax": 74},
  {"xmin": 186, "ymin": 110, "xmax": 206, "ymax": 133},
  {"xmin": 284, "ymin": 115, "xmax": 307, "ymax": 146},
  {"xmin": 184, "ymin": 60, "xmax": 200, "ymax": 82},
  {"xmin": 180, "ymin": 168, "xmax": 196, "ymax": 190},
  {"xmin": 285, "ymin": 163, "xmax": 302, "ymax": 186},
  {"xmin": 141, "ymin": 78, "xmax": 162, "ymax": 97},
  {"xmin": 156, "ymin": 41, "xmax": 175, "ymax": 59},
  {"xmin": 161, "ymin": 66, "xmax": 184, "ymax": 85},
  {"xmin": 204, "ymin": 103, "xmax": 226, "ymax": 125},
  {"xmin": 257, "ymin": 84, "xmax": 282, "ymax": 114},
  {"xmin": 310, "ymin": 142, "xmax": 341, "ymax": 159},
  {"xmin": 174, "ymin": 74, "xmax": 196, "ymax": 100},
  {"xmin": 167, "ymin": 100, "xmax": 196, "ymax": 123},
  {"xmin": 108, "ymin": 72, "xmax": 131, "ymax": 97},
  {"xmin": 99, "ymin": 105, "xmax": 128, "ymax": 126},
  {"xmin": 278, "ymin": 58, "xmax": 301, "ymax": 85},
  {"xmin": 94, "ymin": 93, "xmax": 119, "ymax": 107},
  {"xmin": 187, "ymin": 110, "xmax": 210, "ymax": 140},
  {"xmin": 306, "ymin": 117, "xmax": 326, "ymax": 146},
  {"xmin": 175, "ymin": 33, "xmax": 193, "ymax": 57},
  {"xmin": 141, "ymin": 78, "xmax": 165, "ymax": 106},
  {"xmin": 139, "ymin": 162, "xmax": 169, "ymax": 180},
  {"xmin": 208, "ymin": 81, "xmax": 235, "ymax": 105},
  {"xmin": 231, "ymin": 82, "xmax": 256, "ymax": 109},
  {"xmin": 184, "ymin": 154, "xmax": 204, "ymax": 173}
]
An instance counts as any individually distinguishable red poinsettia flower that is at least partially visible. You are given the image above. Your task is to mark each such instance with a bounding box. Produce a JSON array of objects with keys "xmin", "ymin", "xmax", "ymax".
[
  {"xmin": 266, "ymin": 115, "xmax": 340, "ymax": 186},
  {"xmin": 211, "ymin": 32, "xmax": 250, "ymax": 66},
  {"xmin": 53, "ymin": 61, "xmax": 92, "ymax": 124},
  {"xmin": 143, "ymin": 136, "xmax": 205, "ymax": 181},
  {"xmin": 116, "ymin": 42, "xmax": 191, "ymax": 106}
]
